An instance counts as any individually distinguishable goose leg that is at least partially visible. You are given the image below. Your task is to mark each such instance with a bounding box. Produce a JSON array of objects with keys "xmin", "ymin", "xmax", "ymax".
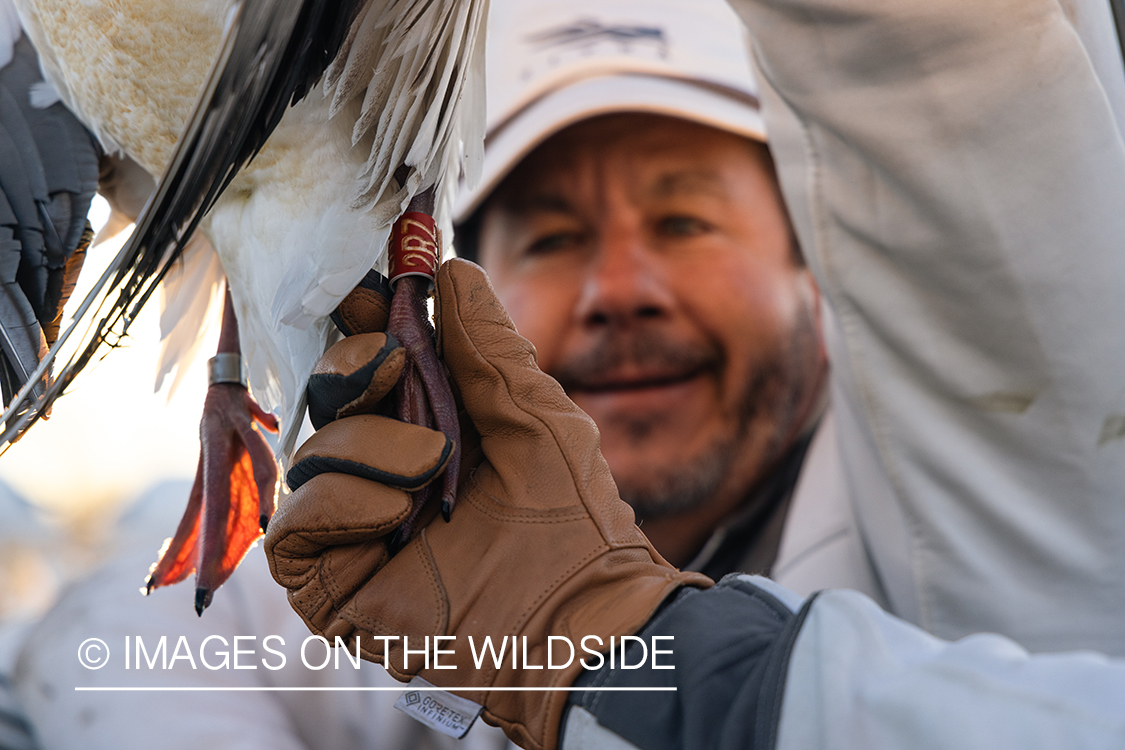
[{"xmin": 146, "ymin": 289, "xmax": 279, "ymax": 615}]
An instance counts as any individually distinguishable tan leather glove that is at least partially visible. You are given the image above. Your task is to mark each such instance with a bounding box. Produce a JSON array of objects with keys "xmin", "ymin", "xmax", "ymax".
[{"xmin": 265, "ymin": 259, "xmax": 711, "ymax": 750}]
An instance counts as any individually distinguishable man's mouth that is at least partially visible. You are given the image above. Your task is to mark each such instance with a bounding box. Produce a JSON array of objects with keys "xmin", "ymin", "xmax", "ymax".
[
  {"xmin": 566, "ymin": 365, "xmax": 709, "ymax": 395},
  {"xmin": 550, "ymin": 328, "xmax": 723, "ymax": 413}
]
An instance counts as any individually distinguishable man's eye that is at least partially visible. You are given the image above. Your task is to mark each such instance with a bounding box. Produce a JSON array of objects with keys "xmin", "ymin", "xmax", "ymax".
[
  {"xmin": 659, "ymin": 216, "xmax": 710, "ymax": 237},
  {"xmin": 527, "ymin": 232, "xmax": 581, "ymax": 255}
]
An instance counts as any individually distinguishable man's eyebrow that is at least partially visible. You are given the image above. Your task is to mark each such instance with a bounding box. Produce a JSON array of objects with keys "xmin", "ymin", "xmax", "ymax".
[
  {"xmin": 500, "ymin": 193, "xmax": 576, "ymax": 216},
  {"xmin": 648, "ymin": 171, "xmax": 729, "ymax": 199}
]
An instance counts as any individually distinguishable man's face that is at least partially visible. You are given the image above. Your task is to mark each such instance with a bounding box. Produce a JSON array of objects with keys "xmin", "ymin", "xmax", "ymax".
[{"xmin": 477, "ymin": 114, "xmax": 823, "ymax": 522}]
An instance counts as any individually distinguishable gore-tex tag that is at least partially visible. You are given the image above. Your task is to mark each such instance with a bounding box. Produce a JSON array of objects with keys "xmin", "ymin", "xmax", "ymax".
[{"xmin": 394, "ymin": 677, "xmax": 484, "ymax": 738}]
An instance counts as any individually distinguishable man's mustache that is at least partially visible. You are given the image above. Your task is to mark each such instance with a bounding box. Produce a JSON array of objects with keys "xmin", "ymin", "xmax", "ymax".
[{"xmin": 550, "ymin": 328, "xmax": 722, "ymax": 392}]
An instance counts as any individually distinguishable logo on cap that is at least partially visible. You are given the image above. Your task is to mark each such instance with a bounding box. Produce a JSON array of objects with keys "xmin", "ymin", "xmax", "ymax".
[{"xmin": 527, "ymin": 19, "xmax": 667, "ymax": 59}]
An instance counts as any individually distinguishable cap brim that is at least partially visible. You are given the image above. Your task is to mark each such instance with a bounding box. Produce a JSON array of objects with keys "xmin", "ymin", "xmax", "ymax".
[{"xmin": 453, "ymin": 73, "xmax": 767, "ymax": 222}]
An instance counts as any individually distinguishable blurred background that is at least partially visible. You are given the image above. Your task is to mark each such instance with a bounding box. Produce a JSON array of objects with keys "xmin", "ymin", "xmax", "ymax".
[{"xmin": 0, "ymin": 199, "xmax": 218, "ymax": 670}]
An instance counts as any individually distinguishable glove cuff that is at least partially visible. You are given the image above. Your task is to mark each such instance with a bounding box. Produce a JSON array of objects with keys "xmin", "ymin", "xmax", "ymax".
[{"xmin": 482, "ymin": 568, "xmax": 711, "ymax": 750}]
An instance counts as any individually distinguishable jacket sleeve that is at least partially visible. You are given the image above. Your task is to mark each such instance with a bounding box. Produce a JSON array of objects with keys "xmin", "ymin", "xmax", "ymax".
[
  {"xmin": 560, "ymin": 576, "xmax": 1125, "ymax": 750},
  {"xmin": 724, "ymin": 0, "xmax": 1125, "ymax": 653}
]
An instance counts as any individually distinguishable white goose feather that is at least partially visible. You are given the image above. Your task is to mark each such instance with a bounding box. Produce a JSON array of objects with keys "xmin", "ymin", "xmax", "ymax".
[{"xmin": 11, "ymin": 0, "xmax": 487, "ymax": 455}]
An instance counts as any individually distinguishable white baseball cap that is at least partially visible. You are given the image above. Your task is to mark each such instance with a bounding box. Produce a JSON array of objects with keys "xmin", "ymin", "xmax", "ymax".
[{"xmin": 452, "ymin": 0, "xmax": 765, "ymax": 222}]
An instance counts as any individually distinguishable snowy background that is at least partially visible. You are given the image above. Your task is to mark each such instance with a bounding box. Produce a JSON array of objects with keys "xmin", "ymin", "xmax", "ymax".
[{"xmin": 0, "ymin": 198, "xmax": 218, "ymax": 670}]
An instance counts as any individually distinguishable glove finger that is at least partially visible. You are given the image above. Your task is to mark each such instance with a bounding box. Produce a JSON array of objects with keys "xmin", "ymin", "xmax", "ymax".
[
  {"xmin": 286, "ymin": 414, "xmax": 452, "ymax": 492},
  {"xmin": 266, "ymin": 472, "xmax": 410, "ymax": 586},
  {"xmin": 436, "ymin": 259, "xmax": 617, "ymax": 512},
  {"xmin": 306, "ymin": 333, "xmax": 405, "ymax": 429},
  {"xmin": 280, "ymin": 540, "xmax": 393, "ymax": 642},
  {"xmin": 330, "ymin": 269, "xmax": 393, "ymax": 336}
]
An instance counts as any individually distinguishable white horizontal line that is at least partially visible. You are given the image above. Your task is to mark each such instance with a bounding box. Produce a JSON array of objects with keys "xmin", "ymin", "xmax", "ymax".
[{"xmin": 76, "ymin": 686, "xmax": 676, "ymax": 692}]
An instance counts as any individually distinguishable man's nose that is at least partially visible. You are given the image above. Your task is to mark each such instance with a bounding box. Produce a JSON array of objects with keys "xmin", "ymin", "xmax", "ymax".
[{"xmin": 573, "ymin": 226, "xmax": 676, "ymax": 328}]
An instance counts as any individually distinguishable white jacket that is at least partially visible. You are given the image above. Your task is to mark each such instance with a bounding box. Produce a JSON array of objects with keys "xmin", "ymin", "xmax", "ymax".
[{"xmin": 758, "ymin": 0, "xmax": 1125, "ymax": 655}]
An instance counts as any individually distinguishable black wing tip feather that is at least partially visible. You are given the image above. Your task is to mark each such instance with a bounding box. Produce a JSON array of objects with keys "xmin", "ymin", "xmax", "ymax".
[
  {"xmin": 203, "ymin": 0, "xmax": 369, "ymax": 211},
  {"xmin": 288, "ymin": 0, "xmax": 368, "ymax": 104},
  {"xmin": 231, "ymin": 0, "xmax": 368, "ymax": 176}
]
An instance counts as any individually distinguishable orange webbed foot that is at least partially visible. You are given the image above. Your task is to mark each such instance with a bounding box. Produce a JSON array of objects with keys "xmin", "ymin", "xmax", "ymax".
[{"xmin": 146, "ymin": 383, "xmax": 279, "ymax": 615}]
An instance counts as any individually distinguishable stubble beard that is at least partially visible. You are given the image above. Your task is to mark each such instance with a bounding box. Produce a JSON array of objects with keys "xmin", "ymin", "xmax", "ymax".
[{"xmin": 566, "ymin": 304, "xmax": 822, "ymax": 523}]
